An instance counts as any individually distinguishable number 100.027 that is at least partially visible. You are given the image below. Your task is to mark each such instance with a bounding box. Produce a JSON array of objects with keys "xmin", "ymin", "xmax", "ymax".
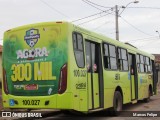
[{"xmin": 22, "ymin": 100, "xmax": 40, "ymax": 105}]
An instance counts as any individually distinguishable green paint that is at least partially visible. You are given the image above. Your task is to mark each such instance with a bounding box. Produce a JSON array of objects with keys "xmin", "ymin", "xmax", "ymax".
[{"xmin": 3, "ymin": 24, "xmax": 68, "ymax": 96}]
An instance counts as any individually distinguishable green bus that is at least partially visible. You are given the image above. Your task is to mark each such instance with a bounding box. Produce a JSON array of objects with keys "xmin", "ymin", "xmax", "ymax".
[{"xmin": 2, "ymin": 21, "xmax": 158, "ymax": 114}]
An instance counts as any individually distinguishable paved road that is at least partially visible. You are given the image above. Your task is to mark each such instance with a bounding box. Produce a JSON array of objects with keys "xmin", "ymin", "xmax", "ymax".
[
  {"xmin": 1, "ymin": 87, "xmax": 160, "ymax": 120},
  {"xmin": 34, "ymin": 89, "xmax": 160, "ymax": 120}
]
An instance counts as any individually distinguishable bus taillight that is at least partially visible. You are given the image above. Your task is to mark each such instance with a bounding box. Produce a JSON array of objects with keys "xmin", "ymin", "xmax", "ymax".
[
  {"xmin": 58, "ymin": 63, "xmax": 67, "ymax": 94},
  {"xmin": 3, "ymin": 68, "xmax": 9, "ymax": 94}
]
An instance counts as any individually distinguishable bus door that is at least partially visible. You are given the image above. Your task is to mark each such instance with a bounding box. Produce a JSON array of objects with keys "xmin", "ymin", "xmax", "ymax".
[
  {"xmin": 85, "ymin": 40, "xmax": 103, "ymax": 110},
  {"xmin": 129, "ymin": 53, "xmax": 138, "ymax": 100}
]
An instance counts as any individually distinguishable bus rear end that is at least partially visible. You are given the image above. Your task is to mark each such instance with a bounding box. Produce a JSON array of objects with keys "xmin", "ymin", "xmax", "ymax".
[{"xmin": 2, "ymin": 22, "xmax": 70, "ymax": 109}]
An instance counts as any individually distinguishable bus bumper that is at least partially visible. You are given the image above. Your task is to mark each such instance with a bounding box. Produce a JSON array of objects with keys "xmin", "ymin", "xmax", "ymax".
[{"xmin": 2, "ymin": 93, "xmax": 72, "ymax": 109}]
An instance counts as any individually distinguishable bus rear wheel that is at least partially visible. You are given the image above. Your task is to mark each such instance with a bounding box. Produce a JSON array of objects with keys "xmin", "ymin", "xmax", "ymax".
[{"xmin": 110, "ymin": 91, "xmax": 122, "ymax": 116}]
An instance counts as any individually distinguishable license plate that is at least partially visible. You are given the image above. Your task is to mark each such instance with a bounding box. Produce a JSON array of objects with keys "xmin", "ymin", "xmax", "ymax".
[{"xmin": 22, "ymin": 100, "xmax": 40, "ymax": 105}]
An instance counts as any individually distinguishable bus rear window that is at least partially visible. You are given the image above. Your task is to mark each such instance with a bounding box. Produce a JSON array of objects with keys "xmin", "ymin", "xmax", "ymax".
[{"xmin": 72, "ymin": 32, "xmax": 85, "ymax": 68}]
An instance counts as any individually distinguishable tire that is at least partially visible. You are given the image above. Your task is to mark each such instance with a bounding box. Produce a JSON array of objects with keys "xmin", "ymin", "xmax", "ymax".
[
  {"xmin": 110, "ymin": 91, "xmax": 123, "ymax": 116},
  {"xmin": 61, "ymin": 110, "xmax": 71, "ymax": 115},
  {"xmin": 144, "ymin": 88, "xmax": 151, "ymax": 103}
]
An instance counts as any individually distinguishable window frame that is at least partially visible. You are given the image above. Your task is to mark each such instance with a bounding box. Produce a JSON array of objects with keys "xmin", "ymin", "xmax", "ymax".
[
  {"xmin": 136, "ymin": 54, "xmax": 151, "ymax": 73},
  {"xmin": 117, "ymin": 47, "xmax": 129, "ymax": 71},
  {"xmin": 144, "ymin": 56, "xmax": 151, "ymax": 73},
  {"xmin": 103, "ymin": 42, "xmax": 118, "ymax": 70},
  {"xmin": 72, "ymin": 32, "xmax": 85, "ymax": 68},
  {"xmin": 137, "ymin": 54, "xmax": 144, "ymax": 73}
]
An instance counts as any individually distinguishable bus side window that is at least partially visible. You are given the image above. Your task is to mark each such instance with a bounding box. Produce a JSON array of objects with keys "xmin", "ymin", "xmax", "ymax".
[
  {"xmin": 103, "ymin": 44, "xmax": 109, "ymax": 69},
  {"xmin": 118, "ymin": 48, "xmax": 128, "ymax": 71},
  {"xmin": 103, "ymin": 43, "xmax": 117, "ymax": 70},
  {"xmin": 129, "ymin": 54, "xmax": 134, "ymax": 75},
  {"xmin": 136, "ymin": 54, "xmax": 140, "ymax": 72},
  {"xmin": 145, "ymin": 57, "xmax": 151, "ymax": 73},
  {"xmin": 72, "ymin": 32, "xmax": 85, "ymax": 68},
  {"xmin": 86, "ymin": 41, "xmax": 91, "ymax": 72},
  {"xmin": 118, "ymin": 48, "xmax": 122, "ymax": 70},
  {"xmin": 77, "ymin": 34, "xmax": 83, "ymax": 50},
  {"xmin": 109, "ymin": 45, "xmax": 117, "ymax": 70},
  {"xmin": 73, "ymin": 34, "xmax": 77, "ymax": 49},
  {"xmin": 140, "ymin": 55, "xmax": 145, "ymax": 72}
]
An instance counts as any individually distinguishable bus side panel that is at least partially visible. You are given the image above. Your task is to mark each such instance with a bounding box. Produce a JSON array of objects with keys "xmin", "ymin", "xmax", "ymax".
[
  {"xmin": 68, "ymin": 27, "xmax": 79, "ymax": 111},
  {"xmin": 57, "ymin": 93, "xmax": 72, "ymax": 109},
  {"xmin": 104, "ymin": 88, "xmax": 114, "ymax": 108},
  {"xmin": 138, "ymin": 73, "xmax": 150, "ymax": 100},
  {"xmin": 103, "ymin": 71, "xmax": 116, "ymax": 108},
  {"xmin": 67, "ymin": 27, "xmax": 88, "ymax": 112},
  {"xmin": 76, "ymin": 33, "xmax": 88, "ymax": 112},
  {"xmin": 119, "ymin": 72, "xmax": 131, "ymax": 104}
]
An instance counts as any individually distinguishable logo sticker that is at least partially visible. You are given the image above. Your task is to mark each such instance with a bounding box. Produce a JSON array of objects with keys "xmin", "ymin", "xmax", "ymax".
[
  {"xmin": 24, "ymin": 84, "xmax": 38, "ymax": 90},
  {"xmin": 9, "ymin": 99, "xmax": 15, "ymax": 106},
  {"xmin": 24, "ymin": 28, "xmax": 40, "ymax": 47},
  {"xmin": 140, "ymin": 76, "xmax": 142, "ymax": 84},
  {"xmin": 48, "ymin": 88, "xmax": 52, "ymax": 95},
  {"xmin": 14, "ymin": 85, "xmax": 24, "ymax": 89}
]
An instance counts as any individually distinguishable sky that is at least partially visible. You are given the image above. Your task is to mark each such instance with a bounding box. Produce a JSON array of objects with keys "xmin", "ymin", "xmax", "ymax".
[{"xmin": 0, "ymin": 0, "xmax": 160, "ymax": 54}]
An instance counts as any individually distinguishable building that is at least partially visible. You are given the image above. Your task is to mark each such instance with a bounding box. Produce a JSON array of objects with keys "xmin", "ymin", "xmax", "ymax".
[
  {"xmin": 154, "ymin": 54, "xmax": 160, "ymax": 63},
  {"xmin": 153, "ymin": 54, "xmax": 160, "ymax": 87}
]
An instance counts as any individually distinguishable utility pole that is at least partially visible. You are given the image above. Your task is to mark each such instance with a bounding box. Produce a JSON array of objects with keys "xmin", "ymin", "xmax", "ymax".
[
  {"xmin": 115, "ymin": 1, "xmax": 139, "ymax": 41},
  {"xmin": 115, "ymin": 5, "xmax": 119, "ymax": 41}
]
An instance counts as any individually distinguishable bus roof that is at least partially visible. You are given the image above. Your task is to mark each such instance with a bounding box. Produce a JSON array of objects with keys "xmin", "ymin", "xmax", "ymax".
[
  {"xmin": 4, "ymin": 21, "xmax": 154, "ymax": 60},
  {"xmin": 4, "ymin": 21, "xmax": 67, "ymax": 33},
  {"xmin": 71, "ymin": 23, "xmax": 154, "ymax": 60}
]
